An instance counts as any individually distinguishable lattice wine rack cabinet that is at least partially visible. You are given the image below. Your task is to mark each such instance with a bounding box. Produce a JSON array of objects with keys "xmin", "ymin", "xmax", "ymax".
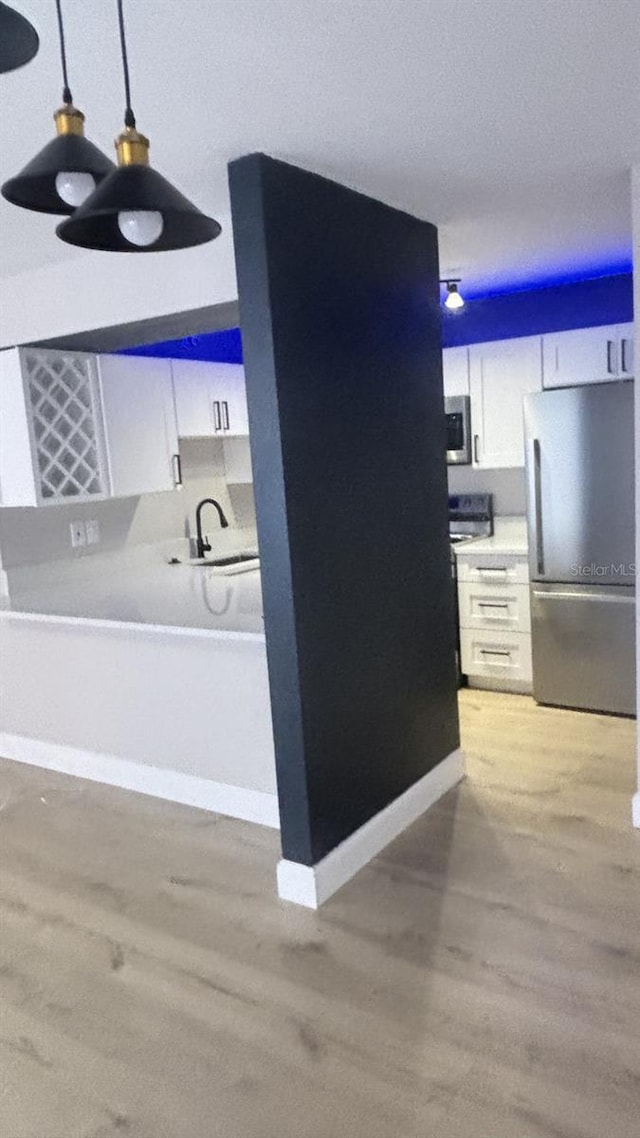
[
  {"xmin": 23, "ymin": 351, "xmax": 108, "ymax": 504},
  {"xmin": 0, "ymin": 346, "xmax": 180, "ymax": 507}
]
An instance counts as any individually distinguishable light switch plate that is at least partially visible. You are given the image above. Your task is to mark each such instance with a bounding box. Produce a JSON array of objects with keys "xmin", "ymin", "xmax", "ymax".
[
  {"xmin": 70, "ymin": 520, "xmax": 87, "ymax": 548},
  {"xmin": 85, "ymin": 518, "xmax": 100, "ymax": 546}
]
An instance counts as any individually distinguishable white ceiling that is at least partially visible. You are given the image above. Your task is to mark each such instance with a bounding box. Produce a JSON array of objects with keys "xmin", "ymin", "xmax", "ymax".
[{"xmin": 1, "ymin": 0, "xmax": 639, "ymax": 293}]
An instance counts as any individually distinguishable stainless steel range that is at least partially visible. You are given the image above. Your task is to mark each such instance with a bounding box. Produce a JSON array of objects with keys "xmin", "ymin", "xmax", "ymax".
[
  {"xmin": 449, "ymin": 493, "xmax": 494, "ymax": 545},
  {"xmin": 449, "ymin": 493, "xmax": 494, "ymax": 685}
]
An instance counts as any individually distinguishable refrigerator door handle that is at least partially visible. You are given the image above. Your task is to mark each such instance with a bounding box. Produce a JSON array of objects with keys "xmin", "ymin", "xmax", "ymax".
[
  {"xmin": 532, "ymin": 588, "xmax": 634, "ymax": 605},
  {"xmin": 527, "ymin": 437, "xmax": 544, "ymax": 576}
]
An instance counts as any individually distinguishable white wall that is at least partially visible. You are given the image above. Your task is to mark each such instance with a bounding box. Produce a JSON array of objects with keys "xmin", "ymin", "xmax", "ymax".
[
  {"xmin": 628, "ymin": 166, "xmax": 633, "ymax": 828},
  {"xmin": 0, "ymin": 211, "xmax": 236, "ymax": 348}
]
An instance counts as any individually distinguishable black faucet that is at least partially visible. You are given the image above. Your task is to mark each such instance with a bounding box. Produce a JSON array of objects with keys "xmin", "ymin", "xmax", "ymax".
[{"xmin": 195, "ymin": 498, "xmax": 229, "ymax": 559}]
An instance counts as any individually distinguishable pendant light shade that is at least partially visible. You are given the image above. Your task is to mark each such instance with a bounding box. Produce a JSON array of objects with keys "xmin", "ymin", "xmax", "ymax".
[
  {"xmin": 57, "ymin": 0, "xmax": 221, "ymax": 253},
  {"xmin": 0, "ymin": 2, "xmax": 39, "ymax": 74},
  {"xmin": 2, "ymin": 105, "xmax": 115, "ymax": 214},
  {"xmin": 1, "ymin": 1, "xmax": 113, "ymax": 214},
  {"xmin": 57, "ymin": 142, "xmax": 222, "ymax": 251}
]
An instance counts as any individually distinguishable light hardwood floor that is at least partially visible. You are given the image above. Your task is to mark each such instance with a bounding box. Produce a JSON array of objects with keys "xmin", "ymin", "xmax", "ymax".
[{"xmin": 0, "ymin": 690, "xmax": 638, "ymax": 1138}]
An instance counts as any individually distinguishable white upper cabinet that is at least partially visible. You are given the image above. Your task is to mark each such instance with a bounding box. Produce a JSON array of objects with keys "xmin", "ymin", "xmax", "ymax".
[
  {"xmin": 542, "ymin": 323, "xmax": 634, "ymax": 388},
  {"xmin": 220, "ymin": 364, "xmax": 249, "ymax": 436},
  {"xmin": 442, "ymin": 346, "xmax": 470, "ymax": 397},
  {"xmin": 0, "ymin": 347, "xmax": 180, "ymax": 507},
  {"xmin": 0, "ymin": 348, "xmax": 109, "ymax": 507},
  {"xmin": 97, "ymin": 354, "xmax": 180, "ymax": 497},
  {"xmin": 171, "ymin": 359, "xmax": 249, "ymax": 438},
  {"xmin": 469, "ymin": 336, "xmax": 543, "ymax": 469},
  {"xmin": 171, "ymin": 359, "xmax": 215, "ymax": 437}
]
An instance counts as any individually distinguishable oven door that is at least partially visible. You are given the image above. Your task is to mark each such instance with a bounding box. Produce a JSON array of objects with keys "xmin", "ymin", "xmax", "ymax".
[{"xmin": 445, "ymin": 395, "xmax": 471, "ymax": 465}]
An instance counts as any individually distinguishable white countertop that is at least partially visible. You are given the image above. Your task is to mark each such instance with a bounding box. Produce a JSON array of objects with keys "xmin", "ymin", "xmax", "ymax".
[
  {"xmin": 0, "ymin": 530, "xmax": 266, "ymax": 639},
  {"xmin": 453, "ymin": 515, "xmax": 529, "ymax": 557}
]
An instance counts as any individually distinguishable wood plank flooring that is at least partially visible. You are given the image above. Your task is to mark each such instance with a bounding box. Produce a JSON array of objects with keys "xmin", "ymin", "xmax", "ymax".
[{"xmin": 0, "ymin": 689, "xmax": 638, "ymax": 1138}]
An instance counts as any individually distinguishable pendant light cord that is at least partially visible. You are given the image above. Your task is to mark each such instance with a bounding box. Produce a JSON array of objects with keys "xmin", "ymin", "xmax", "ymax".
[
  {"xmin": 55, "ymin": 0, "xmax": 72, "ymax": 104},
  {"xmin": 117, "ymin": 0, "xmax": 136, "ymax": 128}
]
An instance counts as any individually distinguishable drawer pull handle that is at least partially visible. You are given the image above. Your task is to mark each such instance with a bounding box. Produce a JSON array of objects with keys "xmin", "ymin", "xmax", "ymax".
[
  {"xmin": 481, "ymin": 649, "xmax": 511, "ymax": 658},
  {"xmin": 479, "ymin": 602, "xmax": 509, "ymax": 609},
  {"xmin": 476, "ymin": 566, "xmax": 508, "ymax": 574}
]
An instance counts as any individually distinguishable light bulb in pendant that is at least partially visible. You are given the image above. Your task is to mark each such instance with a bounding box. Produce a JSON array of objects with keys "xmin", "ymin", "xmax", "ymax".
[
  {"xmin": 117, "ymin": 209, "xmax": 163, "ymax": 247},
  {"xmin": 55, "ymin": 170, "xmax": 96, "ymax": 207}
]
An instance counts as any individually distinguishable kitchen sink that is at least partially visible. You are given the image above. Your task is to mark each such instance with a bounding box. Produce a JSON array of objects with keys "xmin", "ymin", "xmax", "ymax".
[
  {"xmin": 185, "ymin": 550, "xmax": 260, "ymax": 573},
  {"xmin": 208, "ymin": 553, "xmax": 259, "ymax": 567}
]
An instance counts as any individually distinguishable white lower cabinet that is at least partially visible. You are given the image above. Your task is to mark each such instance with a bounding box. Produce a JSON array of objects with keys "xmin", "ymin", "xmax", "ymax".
[
  {"xmin": 458, "ymin": 581, "xmax": 530, "ymax": 634},
  {"xmin": 460, "ymin": 628, "xmax": 533, "ymax": 685},
  {"xmin": 457, "ymin": 553, "xmax": 532, "ymax": 692}
]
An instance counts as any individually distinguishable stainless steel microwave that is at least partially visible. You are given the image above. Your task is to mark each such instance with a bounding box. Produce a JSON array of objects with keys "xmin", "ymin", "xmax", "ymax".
[{"xmin": 445, "ymin": 395, "xmax": 471, "ymax": 465}]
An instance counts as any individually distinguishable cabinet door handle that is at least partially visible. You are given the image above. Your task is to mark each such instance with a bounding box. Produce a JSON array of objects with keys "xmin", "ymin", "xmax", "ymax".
[
  {"xmin": 527, "ymin": 436, "xmax": 545, "ymax": 576},
  {"xmin": 621, "ymin": 338, "xmax": 628, "ymax": 374},
  {"xmin": 222, "ymin": 400, "xmax": 230, "ymax": 431},
  {"xmin": 473, "ymin": 434, "xmax": 480, "ymax": 463},
  {"xmin": 172, "ymin": 453, "xmax": 182, "ymax": 487},
  {"xmin": 213, "ymin": 401, "xmax": 222, "ymax": 431},
  {"xmin": 606, "ymin": 339, "xmax": 616, "ymax": 375}
]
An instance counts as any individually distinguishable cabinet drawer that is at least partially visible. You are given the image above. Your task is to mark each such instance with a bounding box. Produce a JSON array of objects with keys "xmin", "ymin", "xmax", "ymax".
[
  {"xmin": 460, "ymin": 629, "xmax": 532, "ymax": 682},
  {"xmin": 456, "ymin": 554, "xmax": 529, "ymax": 586},
  {"xmin": 458, "ymin": 582, "xmax": 530, "ymax": 634}
]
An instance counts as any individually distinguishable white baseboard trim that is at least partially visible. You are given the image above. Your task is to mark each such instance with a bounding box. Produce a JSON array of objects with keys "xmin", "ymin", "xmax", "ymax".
[
  {"xmin": 277, "ymin": 747, "xmax": 465, "ymax": 909},
  {"xmin": 0, "ymin": 733, "xmax": 280, "ymax": 830},
  {"xmin": 467, "ymin": 677, "xmax": 532, "ymax": 695},
  {"xmin": 633, "ymin": 792, "xmax": 640, "ymax": 829}
]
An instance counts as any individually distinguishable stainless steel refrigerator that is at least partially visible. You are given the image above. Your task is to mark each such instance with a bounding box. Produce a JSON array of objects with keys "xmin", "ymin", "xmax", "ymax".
[{"xmin": 523, "ymin": 381, "xmax": 636, "ymax": 716}]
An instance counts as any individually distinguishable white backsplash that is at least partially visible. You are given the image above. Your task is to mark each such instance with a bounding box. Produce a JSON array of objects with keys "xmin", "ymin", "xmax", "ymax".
[
  {"xmin": 0, "ymin": 438, "xmax": 257, "ymax": 570},
  {"xmin": 447, "ymin": 464, "xmax": 526, "ymax": 516}
]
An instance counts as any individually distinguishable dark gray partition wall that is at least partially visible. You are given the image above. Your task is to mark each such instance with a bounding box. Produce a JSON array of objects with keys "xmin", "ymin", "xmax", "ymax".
[{"xmin": 229, "ymin": 154, "xmax": 459, "ymax": 866}]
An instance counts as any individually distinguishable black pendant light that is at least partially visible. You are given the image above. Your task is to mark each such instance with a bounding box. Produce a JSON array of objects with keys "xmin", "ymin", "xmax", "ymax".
[
  {"xmin": 57, "ymin": 0, "xmax": 221, "ymax": 252},
  {"xmin": 0, "ymin": 2, "xmax": 39, "ymax": 74},
  {"xmin": 1, "ymin": 0, "xmax": 114, "ymax": 214}
]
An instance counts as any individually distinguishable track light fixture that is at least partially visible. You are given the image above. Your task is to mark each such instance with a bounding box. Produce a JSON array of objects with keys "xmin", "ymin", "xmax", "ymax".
[
  {"xmin": 442, "ymin": 279, "xmax": 465, "ymax": 311},
  {"xmin": 1, "ymin": 0, "xmax": 114, "ymax": 214},
  {"xmin": 0, "ymin": 2, "xmax": 39, "ymax": 74},
  {"xmin": 57, "ymin": 0, "xmax": 221, "ymax": 252}
]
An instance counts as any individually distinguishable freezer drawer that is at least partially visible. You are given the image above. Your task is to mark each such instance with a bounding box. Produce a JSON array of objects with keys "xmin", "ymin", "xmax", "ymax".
[{"xmin": 531, "ymin": 583, "xmax": 636, "ymax": 715}]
